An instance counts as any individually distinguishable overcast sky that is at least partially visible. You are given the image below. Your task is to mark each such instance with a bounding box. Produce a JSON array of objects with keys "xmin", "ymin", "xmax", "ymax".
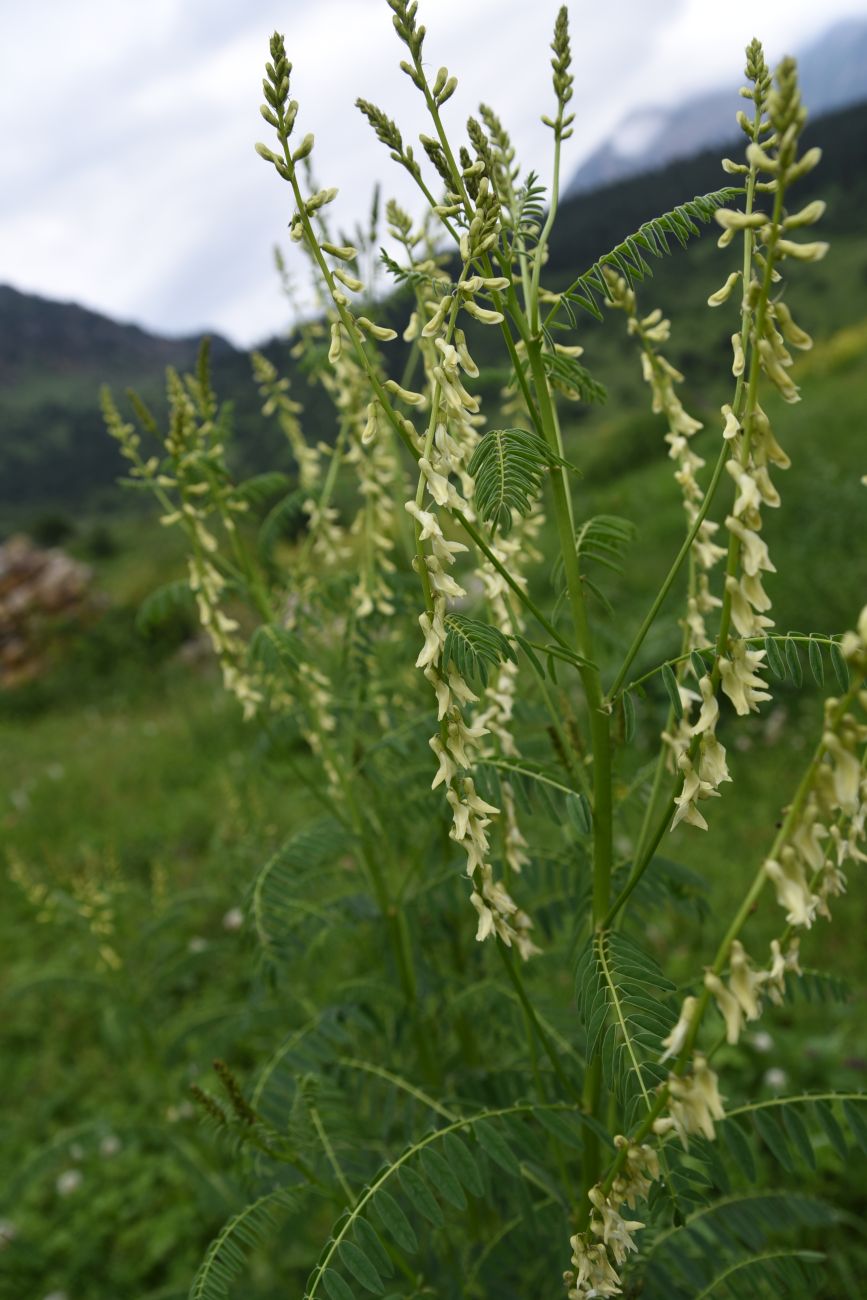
[{"xmin": 1, "ymin": 0, "xmax": 863, "ymax": 347}]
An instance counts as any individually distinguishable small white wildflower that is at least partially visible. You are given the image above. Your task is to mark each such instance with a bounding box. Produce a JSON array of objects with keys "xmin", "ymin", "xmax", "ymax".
[
  {"xmin": 690, "ymin": 676, "xmax": 719, "ymax": 736},
  {"xmin": 100, "ymin": 1134, "xmax": 122, "ymax": 1158},
  {"xmin": 660, "ymin": 995, "xmax": 698, "ymax": 1062},
  {"xmin": 588, "ymin": 1186, "xmax": 644, "ymax": 1267},
  {"xmin": 704, "ymin": 970, "xmax": 743, "ymax": 1044},
  {"xmin": 719, "ymin": 642, "xmax": 771, "ymax": 716},
  {"xmin": 764, "ymin": 853, "xmax": 819, "ymax": 928},
  {"xmin": 56, "ymin": 1169, "xmax": 83, "ymax": 1197},
  {"xmin": 661, "ymin": 1054, "xmax": 725, "ymax": 1146},
  {"xmin": 567, "ymin": 1233, "xmax": 622, "ymax": 1298},
  {"xmin": 728, "ymin": 940, "xmax": 762, "ymax": 1020},
  {"xmin": 429, "ymin": 735, "xmax": 457, "ymax": 789},
  {"xmin": 222, "ymin": 907, "xmax": 243, "ymax": 933}
]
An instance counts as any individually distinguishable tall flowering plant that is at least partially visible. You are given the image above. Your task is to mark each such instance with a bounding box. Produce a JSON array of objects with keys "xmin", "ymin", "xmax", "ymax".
[{"xmin": 105, "ymin": 7, "xmax": 867, "ymax": 1297}]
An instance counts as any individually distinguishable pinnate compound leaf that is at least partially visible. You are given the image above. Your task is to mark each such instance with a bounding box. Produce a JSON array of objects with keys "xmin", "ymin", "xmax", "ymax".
[
  {"xmin": 442, "ymin": 614, "xmax": 515, "ymax": 688},
  {"xmin": 468, "ymin": 427, "xmax": 564, "ymax": 535}
]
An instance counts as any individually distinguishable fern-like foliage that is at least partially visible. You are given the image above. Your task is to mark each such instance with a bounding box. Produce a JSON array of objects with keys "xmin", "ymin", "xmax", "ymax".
[
  {"xmin": 639, "ymin": 1190, "xmax": 836, "ymax": 1300},
  {"xmin": 257, "ymin": 487, "xmax": 306, "ymax": 568},
  {"xmin": 548, "ymin": 187, "xmax": 740, "ymax": 325},
  {"xmin": 135, "ymin": 579, "xmax": 197, "ymax": 635},
  {"xmin": 233, "ymin": 470, "xmax": 292, "ymax": 506},
  {"xmin": 538, "ymin": 349, "xmax": 608, "ymax": 404},
  {"xmin": 249, "ymin": 818, "xmax": 354, "ymax": 967},
  {"xmin": 613, "ymin": 853, "xmax": 709, "ymax": 924},
  {"xmin": 248, "ymin": 624, "xmax": 306, "ymax": 676},
  {"xmin": 442, "ymin": 614, "xmax": 515, "ymax": 688},
  {"xmin": 502, "ymin": 170, "xmax": 546, "ymax": 245},
  {"xmin": 467, "ymin": 427, "xmax": 568, "ymax": 535},
  {"xmin": 475, "ymin": 756, "xmax": 589, "ymax": 829},
  {"xmin": 378, "ymin": 249, "xmax": 452, "ymax": 294},
  {"xmin": 576, "ymin": 931, "xmax": 676, "ymax": 1130},
  {"xmin": 189, "ymin": 1186, "xmax": 300, "ymax": 1300},
  {"xmin": 575, "ymin": 514, "xmax": 636, "ymax": 573},
  {"xmin": 302, "ymin": 1101, "xmax": 610, "ymax": 1300},
  {"xmin": 717, "ymin": 1092, "xmax": 867, "ymax": 1180},
  {"xmin": 553, "ymin": 514, "xmax": 636, "ymax": 614}
]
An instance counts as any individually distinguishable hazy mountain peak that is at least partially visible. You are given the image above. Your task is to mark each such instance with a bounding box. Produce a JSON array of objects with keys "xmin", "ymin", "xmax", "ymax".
[{"xmin": 565, "ymin": 16, "xmax": 867, "ymax": 195}]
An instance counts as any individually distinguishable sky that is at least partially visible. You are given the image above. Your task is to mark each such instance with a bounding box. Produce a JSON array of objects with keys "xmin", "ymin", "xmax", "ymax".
[{"xmin": 1, "ymin": 0, "xmax": 864, "ymax": 347}]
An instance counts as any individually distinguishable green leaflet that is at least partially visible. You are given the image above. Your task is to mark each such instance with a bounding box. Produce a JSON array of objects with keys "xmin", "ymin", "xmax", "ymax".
[
  {"xmin": 371, "ymin": 1189, "xmax": 417, "ymax": 1253},
  {"xmin": 337, "ymin": 1241, "xmax": 384, "ymax": 1294},
  {"xmin": 474, "ymin": 1120, "xmax": 521, "ymax": 1176},
  {"xmin": 419, "ymin": 1145, "xmax": 466, "ymax": 1209},
  {"xmin": 398, "ymin": 1165, "xmax": 444, "ymax": 1226},
  {"xmin": 441, "ymin": 1132, "xmax": 485, "ymax": 1197}
]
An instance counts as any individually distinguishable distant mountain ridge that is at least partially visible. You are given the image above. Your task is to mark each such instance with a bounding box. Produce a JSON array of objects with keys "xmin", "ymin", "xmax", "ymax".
[
  {"xmin": 565, "ymin": 17, "xmax": 867, "ymax": 195},
  {"xmin": 0, "ymin": 284, "xmax": 234, "ymax": 386}
]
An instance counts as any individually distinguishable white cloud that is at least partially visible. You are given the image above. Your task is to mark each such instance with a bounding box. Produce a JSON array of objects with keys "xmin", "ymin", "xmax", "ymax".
[{"xmin": 0, "ymin": 0, "xmax": 861, "ymax": 346}]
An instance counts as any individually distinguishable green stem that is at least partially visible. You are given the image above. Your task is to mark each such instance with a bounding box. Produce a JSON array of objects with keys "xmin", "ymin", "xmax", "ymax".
[
  {"xmin": 497, "ymin": 941, "xmax": 580, "ymax": 1101},
  {"xmin": 605, "ymin": 440, "xmax": 730, "ymax": 703}
]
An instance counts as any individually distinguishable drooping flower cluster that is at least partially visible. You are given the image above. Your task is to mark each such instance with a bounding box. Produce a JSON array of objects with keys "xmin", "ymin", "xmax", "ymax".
[
  {"xmin": 762, "ymin": 619, "xmax": 867, "ymax": 932},
  {"xmin": 565, "ymin": 1142, "xmax": 659, "ymax": 1298},
  {"xmin": 187, "ymin": 555, "xmax": 263, "ymax": 719},
  {"xmin": 657, "ymin": 614, "xmax": 866, "ymax": 1142},
  {"xmin": 712, "ymin": 56, "xmax": 824, "ymax": 720},
  {"xmin": 604, "ymin": 271, "xmax": 725, "ymax": 653},
  {"xmin": 473, "ymin": 514, "xmax": 543, "ymax": 884},
  {"xmin": 395, "ymin": 205, "xmax": 539, "ymax": 956},
  {"xmin": 654, "ymin": 1053, "xmax": 726, "ymax": 1148},
  {"xmin": 603, "ymin": 272, "xmax": 734, "ymax": 830}
]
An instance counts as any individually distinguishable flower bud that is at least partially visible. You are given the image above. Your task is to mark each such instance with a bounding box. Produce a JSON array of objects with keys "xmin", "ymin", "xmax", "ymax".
[
  {"xmin": 776, "ymin": 239, "xmax": 829, "ymax": 262},
  {"xmin": 356, "ymin": 316, "xmax": 398, "ymax": 342},
  {"xmin": 715, "ymin": 208, "xmax": 767, "ymax": 231},
  {"xmin": 784, "ymin": 199, "xmax": 825, "ymax": 229},
  {"xmin": 292, "ymin": 132, "xmax": 314, "ymax": 162},
  {"xmin": 707, "ymin": 271, "xmax": 740, "ymax": 307},
  {"xmin": 731, "ymin": 333, "xmax": 745, "ymax": 377}
]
